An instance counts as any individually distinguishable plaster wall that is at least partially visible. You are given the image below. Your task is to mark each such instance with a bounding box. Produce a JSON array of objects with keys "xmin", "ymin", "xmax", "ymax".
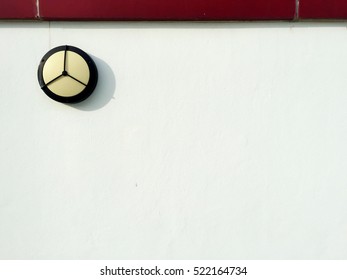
[{"xmin": 0, "ymin": 22, "xmax": 346, "ymax": 259}]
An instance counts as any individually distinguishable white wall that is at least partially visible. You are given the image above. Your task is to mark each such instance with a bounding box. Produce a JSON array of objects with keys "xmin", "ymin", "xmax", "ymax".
[{"xmin": 0, "ymin": 22, "xmax": 347, "ymax": 259}]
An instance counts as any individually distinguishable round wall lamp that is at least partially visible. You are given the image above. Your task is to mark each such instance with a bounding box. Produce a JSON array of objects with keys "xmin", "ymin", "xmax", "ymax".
[{"xmin": 38, "ymin": 45, "xmax": 98, "ymax": 103}]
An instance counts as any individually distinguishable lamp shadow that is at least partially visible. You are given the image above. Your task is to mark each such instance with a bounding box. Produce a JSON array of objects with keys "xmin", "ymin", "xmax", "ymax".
[{"xmin": 69, "ymin": 56, "xmax": 116, "ymax": 111}]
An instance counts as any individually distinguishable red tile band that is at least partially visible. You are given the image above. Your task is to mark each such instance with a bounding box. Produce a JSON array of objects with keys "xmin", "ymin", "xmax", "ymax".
[
  {"xmin": 39, "ymin": 0, "xmax": 295, "ymax": 20},
  {"xmin": 0, "ymin": 0, "xmax": 37, "ymax": 19},
  {"xmin": 300, "ymin": 0, "xmax": 347, "ymax": 19},
  {"xmin": 5, "ymin": 0, "xmax": 345, "ymax": 21}
]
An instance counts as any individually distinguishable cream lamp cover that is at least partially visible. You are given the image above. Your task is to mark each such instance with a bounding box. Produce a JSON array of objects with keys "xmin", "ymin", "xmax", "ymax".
[{"xmin": 38, "ymin": 45, "xmax": 98, "ymax": 103}]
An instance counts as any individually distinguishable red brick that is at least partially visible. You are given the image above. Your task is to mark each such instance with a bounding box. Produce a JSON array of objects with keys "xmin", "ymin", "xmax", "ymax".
[
  {"xmin": 39, "ymin": 0, "xmax": 295, "ymax": 20},
  {"xmin": 0, "ymin": 0, "xmax": 37, "ymax": 19},
  {"xmin": 300, "ymin": 0, "xmax": 347, "ymax": 19}
]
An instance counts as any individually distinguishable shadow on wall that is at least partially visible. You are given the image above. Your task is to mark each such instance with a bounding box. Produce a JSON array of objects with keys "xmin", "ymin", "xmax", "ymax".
[
  {"xmin": 70, "ymin": 56, "xmax": 116, "ymax": 111},
  {"xmin": 49, "ymin": 21, "xmax": 347, "ymax": 30}
]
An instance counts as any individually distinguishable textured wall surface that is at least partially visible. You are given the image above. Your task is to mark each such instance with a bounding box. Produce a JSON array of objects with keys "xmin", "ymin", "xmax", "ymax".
[{"xmin": 0, "ymin": 22, "xmax": 347, "ymax": 259}]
